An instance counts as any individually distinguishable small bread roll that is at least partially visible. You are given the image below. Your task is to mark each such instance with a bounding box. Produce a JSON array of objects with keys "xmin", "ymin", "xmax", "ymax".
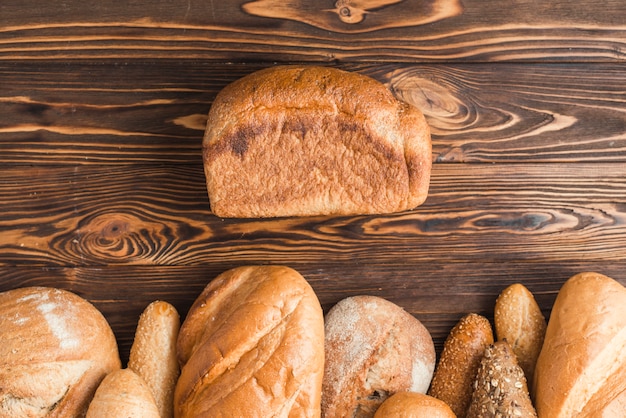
[
  {"xmin": 494, "ymin": 283, "xmax": 546, "ymax": 386},
  {"xmin": 322, "ymin": 295, "xmax": 436, "ymax": 418},
  {"xmin": 466, "ymin": 340, "xmax": 537, "ymax": 418},
  {"xmin": 428, "ymin": 313, "xmax": 494, "ymax": 418},
  {"xmin": 373, "ymin": 392, "xmax": 456, "ymax": 418},
  {"xmin": 86, "ymin": 369, "xmax": 160, "ymax": 418},
  {"xmin": 174, "ymin": 265, "xmax": 325, "ymax": 417},
  {"xmin": 0, "ymin": 287, "xmax": 121, "ymax": 418},
  {"xmin": 533, "ymin": 272, "xmax": 626, "ymax": 417},
  {"xmin": 128, "ymin": 300, "xmax": 180, "ymax": 418}
]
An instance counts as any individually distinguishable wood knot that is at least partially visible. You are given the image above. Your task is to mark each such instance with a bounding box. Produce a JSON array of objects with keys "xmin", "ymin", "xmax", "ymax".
[{"xmin": 334, "ymin": 0, "xmax": 366, "ymax": 24}]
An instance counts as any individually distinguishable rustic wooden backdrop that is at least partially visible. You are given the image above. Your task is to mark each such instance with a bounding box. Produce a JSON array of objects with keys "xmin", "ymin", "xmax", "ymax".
[{"xmin": 1, "ymin": 0, "xmax": 625, "ymax": 363}]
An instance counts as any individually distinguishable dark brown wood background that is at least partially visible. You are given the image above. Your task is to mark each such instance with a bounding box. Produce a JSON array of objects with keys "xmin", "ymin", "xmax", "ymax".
[{"xmin": 1, "ymin": 0, "xmax": 625, "ymax": 364}]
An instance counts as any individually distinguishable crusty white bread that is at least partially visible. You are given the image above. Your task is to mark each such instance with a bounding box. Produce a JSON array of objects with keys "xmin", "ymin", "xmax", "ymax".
[
  {"xmin": 322, "ymin": 295, "xmax": 436, "ymax": 418},
  {"xmin": 0, "ymin": 287, "xmax": 121, "ymax": 417},
  {"xmin": 203, "ymin": 65, "xmax": 432, "ymax": 218},
  {"xmin": 428, "ymin": 313, "xmax": 494, "ymax": 418},
  {"xmin": 128, "ymin": 300, "xmax": 180, "ymax": 418},
  {"xmin": 174, "ymin": 266, "xmax": 325, "ymax": 417},
  {"xmin": 466, "ymin": 340, "xmax": 537, "ymax": 418},
  {"xmin": 373, "ymin": 392, "xmax": 456, "ymax": 418},
  {"xmin": 533, "ymin": 272, "xmax": 626, "ymax": 417},
  {"xmin": 86, "ymin": 369, "xmax": 160, "ymax": 418},
  {"xmin": 494, "ymin": 283, "xmax": 546, "ymax": 390}
]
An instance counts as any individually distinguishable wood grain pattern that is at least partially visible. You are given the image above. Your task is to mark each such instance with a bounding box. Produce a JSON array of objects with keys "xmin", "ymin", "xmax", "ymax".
[
  {"xmin": 1, "ymin": 1, "xmax": 625, "ymax": 61},
  {"xmin": 1, "ymin": 62, "xmax": 625, "ymax": 165}
]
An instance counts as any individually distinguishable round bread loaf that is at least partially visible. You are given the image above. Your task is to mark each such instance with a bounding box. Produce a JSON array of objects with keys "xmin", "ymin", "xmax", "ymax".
[
  {"xmin": 533, "ymin": 272, "xmax": 626, "ymax": 417},
  {"xmin": 428, "ymin": 313, "xmax": 493, "ymax": 418},
  {"xmin": 373, "ymin": 392, "xmax": 456, "ymax": 418},
  {"xmin": 203, "ymin": 65, "xmax": 432, "ymax": 218},
  {"xmin": 174, "ymin": 265, "xmax": 325, "ymax": 417},
  {"xmin": 86, "ymin": 369, "xmax": 160, "ymax": 418},
  {"xmin": 0, "ymin": 286, "xmax": 121, "ymax": 417},
  {"xmin": 322, "ymin": 295, "xmax": 436, "ymax": 418}
]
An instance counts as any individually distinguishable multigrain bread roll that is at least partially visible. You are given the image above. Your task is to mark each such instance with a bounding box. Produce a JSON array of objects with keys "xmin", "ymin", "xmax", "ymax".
[
  {"xmin": 373, "ymin": 392, "xmax": 456, "ymax": 418},
  {"xmin": 174, "ymin": 266, "xmax": 325, "ymax": 417},
  {"xmin": 494, "ymin": 283, "xmax": 546, "ymax": 387},
  {"xmin": 86, "ymin": 369, "xmax": 160, "ymax": 418},
  {"xmin": 128, "ymin": 300, "xmax": 180, "ymax": 418},
  {"xmin": 0, "ymin": 287, "xmax": 121, "ymax": 417},
  {"xmin": 466, "ymin": 340, "xmax": 537, "ymax": 418},
  {"xmin": 322, "ymin": 295, "xmax": 436, "ymax": 418},
  {"xmin": 428, "ymin": 313, "xmax": 494, "ymax": 418},
  {"xmin": 533, "ymin": 272, "xmax": 626, "ymax": 417},
  {"xmin": 203, "ymin": 65, "xmax": 432, "ymax": 218}
]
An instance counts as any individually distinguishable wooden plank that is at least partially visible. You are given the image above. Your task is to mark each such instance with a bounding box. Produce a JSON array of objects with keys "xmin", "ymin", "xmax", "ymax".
[
  {"xmin": 1, "ymin": 1, "xmax": 625, "ymax": 61},
  {"xmin": 1, "ymin": 62, "xmax": 625, "ymax": 164},
  {"xmin": 1, "ymin": 263, "xmax": 624, "ymax": 364},
  {"xmin": 2, "ymin": 163, "xmax": 625, "ymax": 266}
]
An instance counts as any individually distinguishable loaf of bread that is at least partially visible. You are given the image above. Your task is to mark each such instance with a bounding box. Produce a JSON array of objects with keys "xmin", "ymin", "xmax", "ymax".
[
  {"xmin": 128, "ymin": 300, "xmax": 180, "ymax": 418},
  {"xmin": 174, "ymin": 266, "xmax": 325, "ymax": 417},
  {"xmin": 428, "ymin": 313, "xmax": 494, "ymax": 418},
  {"xmin": 373, "ymin": 392, "xmax": 456, "ymax": 418},
  {"xmin": 86, "ymin": 369, "xmax": 160, "ymax": 418},
  {"xmin": 466, "ymin": 340, "xmax": 537, "ymax": 418},
  {"xmin": 203, "ymin": 65, "xmax": 432, "ymax": 218},
  {"xmin": 0, "ymin": 286, "xmax": 121, "ymax": 417},
  {"xmin": 533, "ymin": 272, "xmax": 626, "ymax": 417},
  {"xmin": 494, "ymin": 283, "xmax": 546, "ymax": 388},
  {"xmin": 322, "ymin": 295, "xmax": 436, "ymax": 418}
]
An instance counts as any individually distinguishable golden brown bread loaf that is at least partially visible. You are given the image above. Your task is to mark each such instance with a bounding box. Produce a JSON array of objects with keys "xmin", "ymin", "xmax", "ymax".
[
  {"xmin": 373, "ymin": 392, "xmax": 456, "ymax": 418},
  {"xmin": 428, "ymin": 313, "xmax": 494, "ymax": 418},
  {"xmin": 203, "ymin": 65, "xmax": 432, "ymax": 218},
  {"xmin": 86, "ymin": 369, "xmax": 160, "ymax": 418},
  {"xmin": 533, "ymin": 272, "xmax": 626, "ymax": 417},
  {"xmin": 466, "ymin": 340, "xmax": 537, "ymax": 418},
  {"xmin": 174, "ymin": 265, "xmax": 325, "ymax": 417},
  {"xmin": 322, "ymin": 295, "xmax": 436, "ymax": 418},
  {"xmin": 494, "ymin": 283, "xmax": 546, "ymax": 388},
  {"xmin": 0, "ymin": 286, "xmax": 121, "ymax": 417},
  {"xmin": 128, "ymin": 300, "xmax": 180, "ymax": 418}
]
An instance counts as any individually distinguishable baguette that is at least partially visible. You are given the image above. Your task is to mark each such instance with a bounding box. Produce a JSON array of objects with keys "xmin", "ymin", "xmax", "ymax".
[{"xmin": 128, "ymin": 300, "xmax": 180, "ymax": 418}]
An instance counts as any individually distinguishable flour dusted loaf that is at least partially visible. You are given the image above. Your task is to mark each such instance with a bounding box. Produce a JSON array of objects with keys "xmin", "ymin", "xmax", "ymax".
[
  {"xmin": 203, "ymin": 65, "xmax": 432, "ymax": 218},
  {"xmin": 0, "ymin": 286, "xmax": 121, "ymax": 417},
  {"xmin": 174, "ymin": 265, "xmax": 325, "ymax": 417},
  {"xmin": 533, "ymin": 272, "xmax": 626, "ymax": 417},
  {"xmin": 322, "ymin": 295, "xmax": 436, "ymax": 418}
]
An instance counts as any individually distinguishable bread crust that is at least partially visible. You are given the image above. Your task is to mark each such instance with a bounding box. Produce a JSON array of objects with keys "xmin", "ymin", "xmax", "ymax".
[
  {"xmin": 203, "ymin": 65, "xmax": 432, "ymax": 218},
  {"xmin": 0, "ymin": 287, "xmax": 121, "ymax": 418},
  {"xmin": 428, "ymin": 313, "xmax": 494, "ymax": 418},
  {"xmin": 322, "ymin": 295, "xmax": 435, "ymax": 418},
  {"xmin": 533, "ymin": 272, "xmax": 626, "ymax": 417},
  {"xmin": 174, "ymin": 265, "xmax": 325, "ymax": 417},
  {"xmin": 373, "ymin": 392, "xmax": 456, "ymax": 418}
]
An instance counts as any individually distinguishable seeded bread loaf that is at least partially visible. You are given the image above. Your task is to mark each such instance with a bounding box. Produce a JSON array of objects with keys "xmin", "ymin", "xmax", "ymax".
[
  {"xmin": 0, "ymin": 287, "xmax": 121, "ymax": 417},
  {"xmin": 203, "ymin": 65, "xmax": 432, "ymax": 218},
  {"xmin": 322, "ymin": 295, "xmax": 436, "ymax": 418}
]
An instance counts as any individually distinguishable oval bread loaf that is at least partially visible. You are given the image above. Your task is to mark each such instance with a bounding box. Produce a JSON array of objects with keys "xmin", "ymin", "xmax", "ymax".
[
  {"xmin": 373, "ymin": 392, "xmax": 456, "ymax": 418},
  {"xmin": 174, "ymin": 265, "xmax": 325, "ymax": 417},
  {"xmin": 203, "ymin": 65, "xmax": 432, "ymax": 218},
  {"xmin": 494, "ymin": 283, "xmax": 546, "ymax": 387},
  {"xmin": 428, "ymin": 313, "xmax": 494, "ymax": 418},
  {"xmin": 0, "ymin": 287, "xmax": 121, "ymax": 418},
  {"xmin": 322, "ymin": 295, "xmax": 436, "ymax": 418}
]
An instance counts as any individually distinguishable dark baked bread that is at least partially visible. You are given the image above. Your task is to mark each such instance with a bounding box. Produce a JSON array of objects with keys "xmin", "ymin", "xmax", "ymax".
[
  {"xmin": 203, "ymin": 65, "xmax": 432, "ymax": 218},
  {"xmin": 322, "ymin": 295, "xmax": 436, "ymax": 418},
  {"xmin": 174, "ymin": 266, "xmax": 325, "ymax": 417}
]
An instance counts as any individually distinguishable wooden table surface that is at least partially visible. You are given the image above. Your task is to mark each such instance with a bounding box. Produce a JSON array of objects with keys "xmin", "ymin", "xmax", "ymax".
[{"xmin": 1, "ymin": 1, "xmax": 625, "ymax": 364}]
